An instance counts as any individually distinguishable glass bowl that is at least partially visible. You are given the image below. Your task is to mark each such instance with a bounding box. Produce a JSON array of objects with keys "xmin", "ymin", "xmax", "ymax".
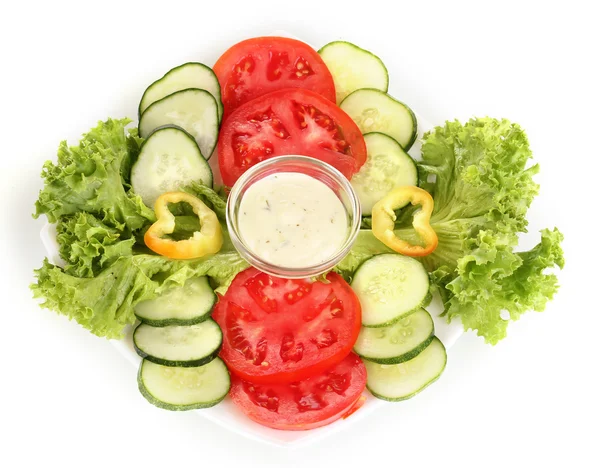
[{"xmin": 226, "ymin": 155, "xmax": 361, "ymax": 279}]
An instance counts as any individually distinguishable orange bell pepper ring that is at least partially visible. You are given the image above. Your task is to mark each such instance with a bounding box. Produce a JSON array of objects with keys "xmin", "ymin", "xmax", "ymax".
[
  {"xmin": 144, "ymin": 192, "xmax": 223, "ymax": 260},
  {"xmin": 371, "ymin": 186, "xmax": 438, "ymax": 257}
]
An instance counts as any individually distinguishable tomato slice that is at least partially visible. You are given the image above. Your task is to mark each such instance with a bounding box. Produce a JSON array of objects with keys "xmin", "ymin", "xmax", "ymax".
[
  {"xmin": 213, "ymin": 267, "xmax": 362, "ymax": 384},
  {"xmin": 229, "ymin": 352, "xmax": 367, "ymax": 430},
  {"xmin": 213, "ymin": 36, "xmax": 336, "ymax": 119},
  {"xmin": 218, "ymin": 88, "xmax": 367, "ymax": 187}
]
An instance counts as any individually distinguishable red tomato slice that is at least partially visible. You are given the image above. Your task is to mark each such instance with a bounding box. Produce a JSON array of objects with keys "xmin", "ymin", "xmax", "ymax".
[
  {"xmin": 229, "ymin": 352, "xmax": 367, "ymax": 430},
  {"xmin": 213, "ymin": 267, "xmax": 362, "ymax": 384},
  {"xmin": 217, "ymin": 88, "xmax": 367, "ymax": 187},
  {"xmin": 213, "ymin": 36, "xmax": 336, "ymax": 119}
]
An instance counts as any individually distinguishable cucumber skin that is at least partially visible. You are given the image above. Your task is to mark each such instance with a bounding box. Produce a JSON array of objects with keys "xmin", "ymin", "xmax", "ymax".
[
  {"xmin": 138, "ymin": 62, "xmax": 223, "ymax": 122},
  {"xmin": 365, "ymin": 338, "xmax": 447, "ymax": 402},
  {"xmin": 132, "ymin": 124, "xmax": 214, "ymax": 191},
  {"xmin": 317, "ymin": 41, "xmax": 389, "ymax": 100},
  {"xmin": 134, "ymin": 342, "xmax": 222, "ymax": 368},
  {"xmin": 340, "ymin": 88, "xmax": 419, "ymax": 152},
  {"xmin": 137, "ymin": 359, "xmax": 230, "ymax": 411},
  {"xmin": 138, "ymin": 88, "xmax": 219, "ymax": 160},
  {"xmin": 134, "ymin": 297, "xmax": 215, "ymax": 327},
  {"xmin": 351, "ymin": 253, "xmax": 431, "ymax": 328},
  {"xmin": 134, "ymin": 311, "xmax": 213, "ymax": 327},
  {"xmin": 361, "ymin": 303, "xmax": 430, "ymax": 329},
  {"xmin": 356, "ymin": 334, "xmax": 434, "ymax": 365},
  {"xmin": 133, "ymin": 324, "xmax": 222, "ymax": 368}
]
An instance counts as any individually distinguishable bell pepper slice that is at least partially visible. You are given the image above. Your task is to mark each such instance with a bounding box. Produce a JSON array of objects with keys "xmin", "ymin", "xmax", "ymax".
[
  {"xmin": 144, "ymin": 192, "xmax": 223, "ymax": 260},
  {"xmin": 371, "ymin": 186, "xmax": 438, "ymax": 257}
]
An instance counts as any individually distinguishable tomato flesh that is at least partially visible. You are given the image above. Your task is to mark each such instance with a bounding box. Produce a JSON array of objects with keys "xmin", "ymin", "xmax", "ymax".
[
  {"xmin": 213, "ymin": 268, "xmax": 362, "ymax": 384},
  {"xmin": 230, "ymin": 352, "xmax": 367, "ymax": 430},
  {"xmin": 218, "ymin": 88, "xmax": 367, "ymax": 187},
  {"xmin": 214, "ymin": 36, "xmax": 336, "ymax": 119}
]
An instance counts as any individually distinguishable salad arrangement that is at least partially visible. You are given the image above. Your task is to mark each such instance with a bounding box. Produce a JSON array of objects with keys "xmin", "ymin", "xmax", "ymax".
[{"xmin": 32, "ymin": 35, "xmax": 564, "ymax": 431}]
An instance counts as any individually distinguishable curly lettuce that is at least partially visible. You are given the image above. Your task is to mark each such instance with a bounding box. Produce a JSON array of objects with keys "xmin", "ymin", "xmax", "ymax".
[
  {"xmin": 32, "ymin": 251, "xmax": 248, "ymax": 339},
  {"xmin": 34, "ymin": 118, "xmax": 154, "ymax": 232},
  {"xmin": 32, "ymin": 118, "xmax": 248, "ymax": 339},
  {"xmin": 336, "ymin": 118, "xmax": 564, "ymax": 344}
]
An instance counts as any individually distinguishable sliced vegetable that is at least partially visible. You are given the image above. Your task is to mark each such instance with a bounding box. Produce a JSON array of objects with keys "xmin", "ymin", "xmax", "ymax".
[
  {"xmin": 318, "ymin": 41, "xmax": 388, "ymax": 104},
  {"xmin": 134, "ymin": 276, "xmax": 216, "ymax": 326},
  {"xmin": 131, "ymin": 126, "xmax": 213, "ymax": 208},
  {"xmin": 372, "ymin": 185, "xmax": 438, "ymax": 257},
  {"xmin": 213, "ymin": 268, "xmax": 362, "ymax": 384},
  {"xmin": 364, "ymin": 337, "xmax": 447, "ymax": 401},
  {"xmin": 139, "ymin": 88, "xmax": 218, "ymax": 159},
  {"xmin": 354, "ymin": 308, "xmax": 434, "ymax": 364},
  {"xmin": 138, "ymin": 357, "xmax": 230, "ymax": 410},
  {"xmin": 351, "ymin": 254, "xmax": 429, "ymax": 327},
  {"xmin": 351, "ymin": 132, "xmax": 417, "ymax": 215},
  {"xmin": 340, "ymin": 88, "xmax": 417, "ymax": 150},
  {"xmin": 217, "ymin": 87, "xmax": 367, "ymax": 187},
  {"xmin": 229, "ymin": 352, "xmax": 367, "ymax": 430},
  {"xmin": 144, "ymin": 191, "xmax": 223, "ymax": 259},
  {"xmin": 133, "ymin": 320, "xmax": 222, "ymax": 367},
  {"xmin": 139, "ymin": 62, "xmax": 223, "ymax": 122},
  {"xmin": 213, "ymin": 36, "xmax": 336, "ymax": 118}
]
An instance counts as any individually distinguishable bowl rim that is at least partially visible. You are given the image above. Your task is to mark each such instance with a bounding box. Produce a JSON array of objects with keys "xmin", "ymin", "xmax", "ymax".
[{"xmin": 226, "ymin": 155, "xmax": 362, "ymax": 279}]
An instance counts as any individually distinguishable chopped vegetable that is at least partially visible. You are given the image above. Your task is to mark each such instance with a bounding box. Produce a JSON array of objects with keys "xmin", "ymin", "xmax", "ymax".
[
  {"xmin": 371, "ymin": 186, "xmax": 438, "ymax": 257},
  {"xmin": 337, "ymin": 118, "xmax": 564, "ymax": 344},
  {"xmin": 32, "ymin": 119, "xmax": 248, "ymax": 338},
  {"xmin": 144, "ymin": 191, "xmax": 223, "ymax": 259}
]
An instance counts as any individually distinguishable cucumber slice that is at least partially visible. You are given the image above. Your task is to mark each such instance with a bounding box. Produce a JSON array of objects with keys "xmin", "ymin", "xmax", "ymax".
[
  {"xmin": 139, "ymin": 62, "xmax": 223, "ymax": 122},
  {"xmin": 131, "ymin": 126, "xmax": 213, "ymax": 208},
  {"xmin": 364, "ymin": 337, "xmax": 447, "ymax": 401},
  {"xmin": 354, "ymin": 308, "xmax": 434, "ymax": 364},
  {"xmin": 351, "ymin": 254, "xmax": 430, "ymax": 327},
  {"xmin": 134, "ymin": 277, "xmax": 216, "ymax": 327},
  {"xmin": 350, "ymin": 132, "xmax": 418, "ymax": 215},
  {"xmin": 318, "ymin": 41, "xmax": 389, "ymax": 104},
  {"xmin": 138, "ymin": 357, "xmax": 230, "ymax": 410},
  {"xmin": 340, "ymin": 88, "xmax": 417, "ymax": 151},
  {"xmin": 139, "ymin": 88, "xmax": 219, "ymax": 160},
  {"xmin": 133, "ymin": 320, "xmax": 223, "ymax": 367}
]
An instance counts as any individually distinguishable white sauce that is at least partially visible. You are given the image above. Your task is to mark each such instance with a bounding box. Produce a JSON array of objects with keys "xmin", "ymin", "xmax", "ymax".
[{"xmin": 238, "ymin": 172, "xmax": 349, "ymax": 268}]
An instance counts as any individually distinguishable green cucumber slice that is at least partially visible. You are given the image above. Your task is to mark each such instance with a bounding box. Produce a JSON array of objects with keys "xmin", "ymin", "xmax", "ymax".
[
  {"xmin": 354, "ymin": 308, "xmax": 434, "ymax": 364},
  {"xmin": 351, "ymin": 254, "xmax": 430, "ymax": 327},
  {"xmin": 139, "ymin": 88, "xmax": 218, "ymax": 159},
  {"xmin": 318, "ymin": 41, "xmax": 389, "ymax": 104},
  {"xmin": 134, "ymin": 277, "xmax": 216, "ymax": 327},
  {"xmin": 340, "ymin": 88, "xmax": 417, "ymax": 151},
  {"xmin": 131, "ymin": 126, "xmax": 213, "ymax": 208},
  {"xmin": 364, "ymin": 337, "xmax": 447, "ymax": 401},
  {"xmin": 139, "ymin": 62, "xmax": 223, "ymax": 122},
  {"xmin": 138, "ymin": 357, "xmax": 230, "ymax": 410},
  {"xmin": 133, "ymin": 320, "xmax": 222, "ymax": 367},
  {"xmin": 350, "ymin": 132, "xmax": 418, "ymax": 215}
]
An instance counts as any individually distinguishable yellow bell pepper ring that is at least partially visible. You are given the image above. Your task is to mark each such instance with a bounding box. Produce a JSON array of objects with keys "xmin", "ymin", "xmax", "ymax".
[
  {"xmin": 371, "ymin": 186, "xmax": 438, "ymax": 257},
  {"xmin": 144, "ymin": 192, "xmax": 223, "ymax": 260}
]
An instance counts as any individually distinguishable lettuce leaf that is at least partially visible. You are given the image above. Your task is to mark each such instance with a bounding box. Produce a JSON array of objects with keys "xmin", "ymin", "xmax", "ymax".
[
  {"xmin": 32, "ymin": 251, "xmax": 248, "ymax": 339},
  {"xmin": 336, "ymin": 118, "xmax": 564, "ymax": 344},
  {"xmin": 34, "ymin": 118, "xmax": 154, "ymax": 232},
  {"xmin": 32, "ymin": 119, "xmax": 249, "ymax": 339}
]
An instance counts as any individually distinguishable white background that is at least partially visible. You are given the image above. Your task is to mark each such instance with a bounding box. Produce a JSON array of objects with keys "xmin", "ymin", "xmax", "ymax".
[{"xmin": 1, "ymin": 1, "xmax": 598, "ymax": 467}]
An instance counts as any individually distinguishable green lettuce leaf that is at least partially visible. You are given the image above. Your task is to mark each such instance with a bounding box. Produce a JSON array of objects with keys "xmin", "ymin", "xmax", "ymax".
[
  {"xmin": 32, "ymin": 250, "xmax": 248, "ymax": 339},
  {"xmin": 34, "ymin": 118, "xmax": 155, "ymax": 232},
  {"xmin": 337, "ymin": 118, "xmax": 564, "ymax": 344},
  {"xmin": 32, "ymin": 119, "xmax": 249, "ymax": 339},
  {"xmin": 56, "ymin": 212, "xmax": 136, "ymax": 278}
]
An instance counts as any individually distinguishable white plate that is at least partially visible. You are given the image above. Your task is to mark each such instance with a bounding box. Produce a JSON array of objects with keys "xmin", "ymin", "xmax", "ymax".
[{"xmin": 38, "ymin": 30, "xmax": 463, "ymax": 448}]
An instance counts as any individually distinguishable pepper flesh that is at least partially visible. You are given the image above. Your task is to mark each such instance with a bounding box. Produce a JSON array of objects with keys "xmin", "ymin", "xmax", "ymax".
[
  {"xmin": 371, "ymin": 186, "xmax": 438, "ymax": 257},
  {"xmin": 144, "ymin": 192, "xmax": 223, "ymax": 259}
]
